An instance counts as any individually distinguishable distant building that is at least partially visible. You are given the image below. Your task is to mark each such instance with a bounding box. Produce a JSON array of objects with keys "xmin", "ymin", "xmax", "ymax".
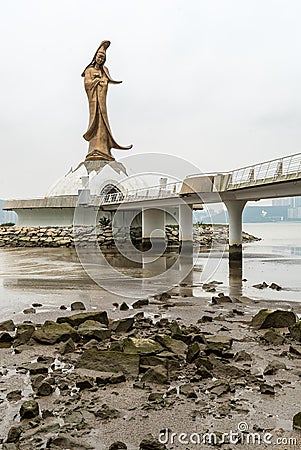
[{"xmin": 0, "ymin": 200, "xmax": 17, "ymax": 224}]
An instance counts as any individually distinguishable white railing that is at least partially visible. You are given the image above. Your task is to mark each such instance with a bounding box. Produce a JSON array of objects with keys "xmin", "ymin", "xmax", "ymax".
[
  {"xmin": 227, "ymin": 152, "xmax": 301, "ymax": 189},
  {"xmin": 94, "ymin": 181, "xmax": 182, "ymax": 205}
]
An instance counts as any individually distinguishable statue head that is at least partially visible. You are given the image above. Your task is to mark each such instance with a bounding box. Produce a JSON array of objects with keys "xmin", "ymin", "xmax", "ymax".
[{"xmin": 81, "ymin": 40, "xmax": 111, "ymax": 76}]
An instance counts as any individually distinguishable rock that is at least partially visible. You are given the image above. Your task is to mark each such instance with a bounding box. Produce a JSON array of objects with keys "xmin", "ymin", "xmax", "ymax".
[
  {"xmin": 109, "ymin": 442, "xmax": 127, "ymax": 450},
  {"xmin": 139, "ymin": 435, "xmax": 167, "ymax": 449},
  {"xmin": 14, "ymin": 324, "xmax": 35, "ymax": 345},
  {"xmin": 148, "ymin": 392, "xmax": 163, "ymax": 402},
  {"xmin": 205, "ymin": 335, "xmax": 233, "ymax": 355},
  {"xmin": 123, "ymin": 337, "xmax": 164, "ymax": 355},
  {"xmin": 289, "ymin": 321, "xmax": 301, "ymax": 342},
  {"xmin": 47, "ymin": 433, "xmax": 93, "ymax": 450},
  {"xmin": 76, "ymin": 350, "xmax": 139, "ymax": 377},
  {"xmin": 71, "ymin": 301, "xmax": 86, "ymax": 311},
  {"xmin": 96, "ymin": 372, "xmax": 126, "ymax": 385},
  {"xmin": 132, "ymin": 299, "xmax": 149, "ymax": 309},
  {"xmin": 154, "ymin": 292, "xmax": 171, "ymax": 302},
  {"xmin": 198, "ymin": 315, "xmax": 213, "ymax": 323},
  {"xmin": 27, "ymin": 362, "xmax": 49, "ymax": 375},
  {"xmin": 111, "ymin": 317, "xmax": 134, "ymax": 333},
  {"xmin": 6, "ymin": 426, "xmax": 22, "ymax": 443},
  {"xmin": 33, "ymin": 321, "xmax": 78, "ymax": 345},
  {"xmin": 0, "ymin": 320, "xmax": 15, "ymax": 332},
  {"xmin": 180, "ymin": 384, "xmax": 197, "ymax": 398},
  {"xmin": 234, "ymin": 351, "xmax": 252, "ymax": 362},
  {"xmin": 57, "ymin": 310, "xmax": 109, "ymax": 327},
  {"xmin": 77, "ymin": 320, "xmax": 111, "ymax": 341},
  {"xmin": 251, "ymin": 309, "xmax": 297, "ymax": 329},
  {"xmin": 253, "ymin": 282, "xmax": 269, "ymax": 289},
  {"xmin": 269, "ymin": 283, "xmax": 282, "ymax": 291},
  {"xmin": 23, "ymin": 307, "xmax": 36, "ymax": 314},
  {"xmin": 141, "ymin": 365, "xmax": 168, "ymax": 384},
  {"xmin": 120, "ymin": 302, "xmax": 129, "ymax": 311},
  {"xmin": 76, "ymin": 377, "xmax": 94, "ymax": 390},
  {"xmin": 260, "ymin": 383, "xmax": 275, "ymax": 395},
  {"xmin": 59, "ymin": 337, "xmax": 76, "ymax": 354},
  {"xmin": 37, "ymin": 382, "xmax": 54, "ymax": 396},
  {"xmin": 289, "ymin": 344, "xmax": 301, "ymax": 356},
  {"xmin": 20, "ymin": 400, "xmax": 39, "ymax": 420},
  {"xmin": 3, "ymin": 444, "xmax": 18, "ymax": 450},
  {"xmin": 0, "ymin": 332, "xmax": 13, "ymax": 347},
  {"xmin": 212, "ymin": 295, "xmax": 232, "ymax": 305},
  {"xmin": 186, "ymin": 342, "xmax": 204, "ymax": 363},
  {"xmin": 155, "ymin": 334, "xmax": 187, "ymax": 357},
  {"xmin": 264, "ymin": 360, "xmax": 286, "ymax": 375},
  {"xmin": 32, "ymin": 302, "xmax": 43, "ymax": 307},
  {"xmin": 293, "ymin": 412, "xmax": 301, "ymax": 430},
  {"xmin": 7, "ymin": 390, "xmax": 22, "ymax": 402},
  {"xmin": 60, "ymin": 304, "xmax": 68, "ymax": 310},
  {"xmin": 262, "ymin": 329, "xmax": 285, "ymax": 345},
  {"xmin": 208, "ymin": 380, "xmax": 230, "ymax": 396},
  {"xmin": 95, "ymin": 404, "xmax": 121, "ymax": 420}
]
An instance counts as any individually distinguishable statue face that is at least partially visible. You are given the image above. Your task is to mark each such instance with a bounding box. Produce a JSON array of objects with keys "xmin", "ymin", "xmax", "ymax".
[{"xmin": 95, "ymin": 50, "xmax": 106, "ymax": 65}]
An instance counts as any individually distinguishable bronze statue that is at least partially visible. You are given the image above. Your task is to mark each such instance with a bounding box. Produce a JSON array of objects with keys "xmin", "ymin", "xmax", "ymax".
[{"xmin": 82, "ymin": 41, "xmax": 132, "ymax": 161}]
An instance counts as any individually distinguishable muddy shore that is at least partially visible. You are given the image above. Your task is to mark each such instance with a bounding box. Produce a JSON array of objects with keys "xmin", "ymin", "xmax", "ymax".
[{"xmin": 0, "ymin": 283, "xmax": 301, "ymax": 449}]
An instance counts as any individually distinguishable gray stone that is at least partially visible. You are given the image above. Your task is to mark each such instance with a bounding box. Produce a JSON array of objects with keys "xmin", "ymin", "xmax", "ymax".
[
  {"xmin": 96, "ymin": 372, "xmax": 126, "ymax": 385},
  {"xmin": 132, "ymin": 299, "xmax": 149, "ymax": 309},
  {"xmin": 33, "ymin": 321, "xmax": 79, "ymax": 345},
  {"xmin": 260, "ymin": 383, "xmax": 275, "ymax": 395},
  {"xmin": 76, "ymin": 377, "xmax": 94, "ymax": 390},
  {"xmin": 123, "ymin": 337, "xmax": 164, "ymax": 355},
  {"xmin": 251, "ymin": 309, "xmax": 297, "ymax": 329},
  {"xmin": 234, "ymin": 351, "xmax": 252, "ymax": 362},
  {"xmin": 111, "ymin": 317, "xmax": 134, "ymax": 333},
  {"xmin": 262, "ymin": 329, "xmax": 285, "ymax": 345},
  {"xmin": 95, "ymin": 404, "xmax": 121, "ymax": 420},
  {"xmin": 0, "ymin": 320, "xmax": 15, "ymax": 332},
  {"xmin": 139, "ymin": 434, "xmax": 168, "ymax": 449},
  {"xmin": 71, "ymin": 301, "xmax": 86, "ymax": 311},
  {"xmin": 180, "ymin": 384, "xmax": 197, "ymax": 398},
  {"xmin": 57, "ymin": 310, "xmax": 108, "ymax": 327},
  {"xmin": 141, "ymin": 365, "xmax": 169, "ymax": 384},
  {"xmin": 0, "ymin": 332, "xmax": 13, "ymax": 347},
  {"xmin": 289, "ymin": 321, "xmax": 301, "ymax": 342},
  {"xmin": 37, "ymin": 382, "xmax": 54, "ymax": 396},
  {"xmin": 59, "ymin": 337, "xmax": 76, "ymax": 354},
  {"xmin": 14, "ymin": 324, "xmax": 35, "ymax": 345},
  {"xmin": 78, "ymin": 320, "xmax": 111, "ymax": 341},
  {"xmin": 155, "ymin": 334, "xmax": 187, "ymax": 357},
  {"xmin": 7, "ymin": 390, "xmax": 22, "ymax": 402},
  {"xmin": 264, "ymin": 360, "xmax": 286, "ymax": 375},
  {"xmin": 76, "ymin": 350, "xmax": 139, "ymax": 377},
  {"xmin": 20, "ymin": 400, "xmax": 39, "ymax": 420},
  {"xmin": 109, "ymin": 442, "xmax": 127, "ymax": 450},
  {"xmin": 293, "ymin": 412, "xmax": 301, "ymax": 430},
  {"xmin": 120, "ymin": 302, "xmax": 129, "ymax": 311},
  {"xmin": 23, "ymin": 307, "xmax": 36, "ymax": 314},
  {"xmin": 6, "ymin": 425, "xmax": 22, "ymax": 443}
]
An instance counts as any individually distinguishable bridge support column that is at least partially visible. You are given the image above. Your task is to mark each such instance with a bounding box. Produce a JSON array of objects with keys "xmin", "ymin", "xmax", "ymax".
[
  {"xmin": 179, "ymin": 204, "xmax": 193, "ymax": 252},
  {"xmin": 225, "ymin": 200, "xmax": 247, "ymax": 264},
  {"xmin": 142, "ymin": 208, "xmax": 165, "ymax": 250}
]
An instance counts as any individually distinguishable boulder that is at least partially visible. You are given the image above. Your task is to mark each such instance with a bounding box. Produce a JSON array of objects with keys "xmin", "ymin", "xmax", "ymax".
[
  {"xmin": 19, "ymin": 400, "xmax": 39, "ymax": 420},
  {"xmin": 96, "ymin": 372, "xmax": 126, "ymax": 385},
  {"xmin": 111, "ymin": 317, "xmax": 134, "ymax": 333},
  {"xmin": 76, "ymin": 377, "xmax": 94, "ymax": 390},
  {"xmin": 57, "ymin": 311, "xmax": 108, "ymax": 327},
  {"xmin": 76, "ymin": 350, "xmax": 139, "ymax": 378},
  {"xmin": 59, "ymin": 338, "xmax": 76, "ymax": 354},
  {"xmin": 186, "ymin": 342, "xmax": 204, "ymax": 363},
  {"xmin": 141, "ymin": 365, "xmax": 169, "ymax": 384},
  {"xmin": 78, "ymin": 320, "xmax": 111, "ymax": 341},
  {"xmin": 139, "ymin": 435, "xmax": 167, "ymax": 449},
  {"xmin": 0, "ymin": 320, "xmax": 15, "ymax": 332},
  {"xmin": 6, "ymin": 426, "xmax": 22, "ymax": 443},
  {"xmin": 36, "ymin": 382, "xmax": 54, "ymax": 396},
  {"xmin": 0, "ymin": 332, "xmax": 13, "ymax": 348},
  {"xmin": 155, "ymin": 334, "xmax": 187, "ymax": 357},
  {"xmin": 132, "ymin": 299, "xmax": 149, "ymax": 309},
  {"xmin": 262, "ymin": 329, "xmax": 285, "ymax": 345},
  {"xmin": 289, "ymin": 321, "xmax": 301, "ymax": 342},
  {"xmin": 123, "ymin": 337, "xmax": 164, "ymax": 355},
  {"xmin": 180, "ymin": 383, "xmax": 197, "ymax": 398},
  {"xmin": 251, "ymin": 309, "xmax": 297, "ymax": 329},
  {"xmin": 205, "ymin": 335, "xmax": 233, "ymax": 355},
  {"xmin": 23, "ymin": 307, "xmax": 36, "ymax": 315},
  {"xmin": 71, "ymin": 301, "xmax": 86, "ymax": 311},
  {"xmin": 109, "ymin": 442, "xmax": 127, "ymax": 450},
  {"xmin": 260, "ymin": 383, "xmax": 275, "ymax": 395},
  {"xmin": 264, "ymin": 360, "xmax": 286, "ymax": 375},
  {"xmin": 95, "ymin": 404, "xmax": 121, "ymax": 420},
  {"xmin": 14, "ymin": 324, "xmax": 35, "ymax": 345},
  {"xmin": 33, "ymin": 321, "xmax": 78, "ymax": 345},
  {"xmin": 120, "ymin": 302, "xmax": 129, "ymax": 311},
  {"xmin": 293, "ymin": 412, "xmax": 301, "ymax": 430},
  {"xmin": 234, "ymin": 351, "xmax": 252, "ymax": 362}
]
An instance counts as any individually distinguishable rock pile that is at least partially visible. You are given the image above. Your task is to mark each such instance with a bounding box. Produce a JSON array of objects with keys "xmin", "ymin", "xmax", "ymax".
[{"xmin": 0, "ymin": 224, "xmax": 259, "ymax": 248}]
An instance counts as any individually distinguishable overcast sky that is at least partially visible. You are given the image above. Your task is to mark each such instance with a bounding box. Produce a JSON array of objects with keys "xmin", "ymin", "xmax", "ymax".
[{"xmin": 1, "ymin": 0, "xmax": 301, "ymax": 199}]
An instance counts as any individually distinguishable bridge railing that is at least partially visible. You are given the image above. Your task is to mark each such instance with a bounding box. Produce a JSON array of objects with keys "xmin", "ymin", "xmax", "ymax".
[
  {"xmin": 94, "ymin": 181, "xmax": 182, "ymax": 205},
  {"xmin": 227, "ymin": 152, "xmax": 301, "ymax": 189}
]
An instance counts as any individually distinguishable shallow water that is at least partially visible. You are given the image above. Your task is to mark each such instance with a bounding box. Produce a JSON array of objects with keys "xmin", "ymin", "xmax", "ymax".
[{"xmin": 0, "ymin": 222, "xmax": 300, "ymax": 321}]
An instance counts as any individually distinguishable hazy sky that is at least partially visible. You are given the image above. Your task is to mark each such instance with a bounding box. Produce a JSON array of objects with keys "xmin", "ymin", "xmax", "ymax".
[{"xmin": 1, "ymin": 0, "xmax": 301, "ymax": 199}]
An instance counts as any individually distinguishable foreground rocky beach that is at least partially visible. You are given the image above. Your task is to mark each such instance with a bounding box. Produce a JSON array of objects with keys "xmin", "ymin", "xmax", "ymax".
[{"xmin": 0, "ymin": 285, "xmax": 301, "ymax": 449}]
